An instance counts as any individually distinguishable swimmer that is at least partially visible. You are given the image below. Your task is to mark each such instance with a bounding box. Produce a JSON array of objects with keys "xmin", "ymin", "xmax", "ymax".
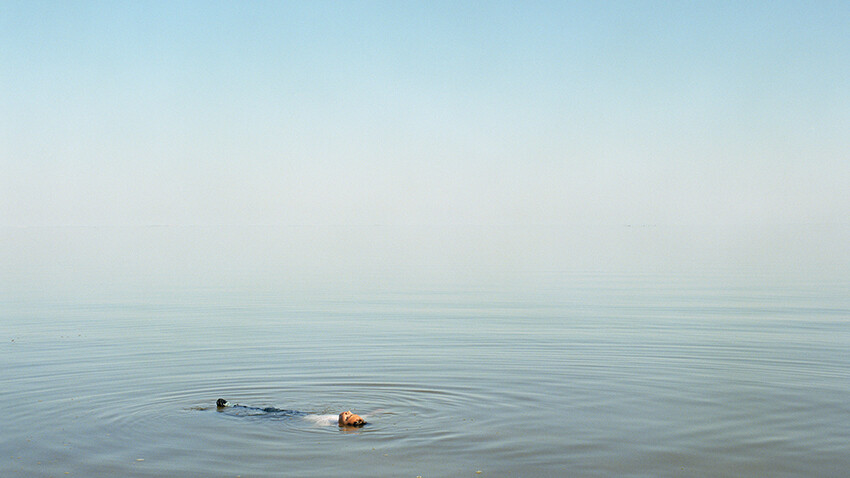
[{"xmin": 215, "ymin": 398, "xmax": 367, "ymax": 427}]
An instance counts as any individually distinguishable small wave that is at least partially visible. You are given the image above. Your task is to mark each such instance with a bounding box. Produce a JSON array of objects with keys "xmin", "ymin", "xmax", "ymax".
[{"xmin": 303, "ymin": 414, "xmax": 338, "ymax": 426}]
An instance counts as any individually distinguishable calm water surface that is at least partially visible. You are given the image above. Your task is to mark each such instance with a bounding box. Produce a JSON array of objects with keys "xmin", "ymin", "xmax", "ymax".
[{"xmin": 2, "ymin": 226, "xmax": 849, "ymax": 477}]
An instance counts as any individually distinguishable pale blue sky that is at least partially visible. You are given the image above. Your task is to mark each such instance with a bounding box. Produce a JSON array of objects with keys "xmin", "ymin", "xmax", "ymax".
[{"xmin": 2, "ymin": 1, "xmax": 848, "ymax": 226}]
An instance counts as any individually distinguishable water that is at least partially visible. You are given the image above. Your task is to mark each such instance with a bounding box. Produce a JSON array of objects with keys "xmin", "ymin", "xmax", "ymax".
[{"xmin": 2, "ymin": 225, "xmax": 849, "ymax": 477}]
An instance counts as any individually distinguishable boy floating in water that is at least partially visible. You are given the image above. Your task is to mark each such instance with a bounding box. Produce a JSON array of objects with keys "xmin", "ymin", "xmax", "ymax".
[{"xmin": 215, "ymin": 398, "xmax": 366, "ymax": 427}]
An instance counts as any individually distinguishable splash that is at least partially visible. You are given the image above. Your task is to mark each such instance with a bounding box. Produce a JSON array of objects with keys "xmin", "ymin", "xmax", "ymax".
[{"xmin": 303, "ymin": 414, "xmax": 338, "ymax": 426}]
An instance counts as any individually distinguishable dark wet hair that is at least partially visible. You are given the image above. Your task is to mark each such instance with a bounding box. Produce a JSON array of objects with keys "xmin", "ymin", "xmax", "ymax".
[{"xmin": 216, "ymin": 398, "xmax": 228, "ymax": 407}]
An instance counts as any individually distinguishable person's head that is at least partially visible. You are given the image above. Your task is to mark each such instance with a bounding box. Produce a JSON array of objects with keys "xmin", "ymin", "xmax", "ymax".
[
  {"xmin": 338, "ymin": 410, "xmax": 366, "ymax": 427},
  {"xmin": 216, "ymin": 398, "xmax": 228, "ymax": 407}
]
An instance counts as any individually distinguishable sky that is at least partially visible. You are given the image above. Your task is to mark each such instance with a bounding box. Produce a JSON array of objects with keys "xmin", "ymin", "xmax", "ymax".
[{"xmin": 2, "ymin": 1, "xmax": 849, "ymax": 227}]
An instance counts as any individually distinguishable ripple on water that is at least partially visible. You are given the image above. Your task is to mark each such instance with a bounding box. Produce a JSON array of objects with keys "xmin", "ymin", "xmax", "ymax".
[{"xmin": 177, "ymin": 379, "xmax": 490, "ymax": 441}]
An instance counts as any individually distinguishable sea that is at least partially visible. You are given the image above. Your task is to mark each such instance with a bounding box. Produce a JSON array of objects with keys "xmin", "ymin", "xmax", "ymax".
[{"xmin": 2, "ymin": 225, "xmax": 848, "ymax": 477}]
